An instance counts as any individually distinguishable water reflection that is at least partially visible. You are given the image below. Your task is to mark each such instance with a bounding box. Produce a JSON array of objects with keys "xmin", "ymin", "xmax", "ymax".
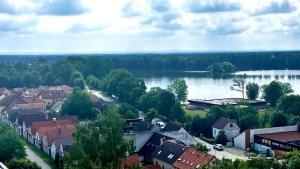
[{"xmin": 138, "ymin": 70, "xmax": 300, "ymax": 100}]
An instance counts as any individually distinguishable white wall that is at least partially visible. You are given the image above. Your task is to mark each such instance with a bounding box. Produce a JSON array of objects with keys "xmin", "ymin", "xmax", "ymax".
[
  {"xmin": 234, "ymin": 125, "xmax": 298, "ymax": 150},
  {"xmin": 234, "ymin": 131, "xmax": 245, "ymax": 150},
  {"xmin": 212, "ymin": 128, "xmax": 220, "ymax": 138},
  {"xmin": 161, "ymin": 128, "xmax": 197, "ymax": 145}
]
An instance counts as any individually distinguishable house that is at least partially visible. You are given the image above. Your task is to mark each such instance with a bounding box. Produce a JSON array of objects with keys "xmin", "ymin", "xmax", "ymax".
[
  {"xmin": 212, "ymin": 117, "xmax": 240, "ymax": 141},
  {"xmin": 16, "ymin": 114, "xmax": 56, "ymax": 138},
  {"xmin": 120, "ymin": 154, "xmax": 141, "ymax": 169},
  {"xmin": 51, "ymin": 138, "xmax": 73, "ymax": 159},
  {"xmin": 29, "ymin": 117, "xmax": 78, "ymax": 145},
  {"xmin": 139, "ymin": 133, "xmax": 176, "ymax": 164},
  {"xmin": 152, "ymin": 141, "xmax": 186, "ymax": 169},
  {"xmin": 41, "ymin": 125, "xmax": 75, "ymax": 155},
  {"xmin": 173, "ymin": 147, "xmax": 215, "ymax": 169},
  {"xmin": 160, "ymin": 122, "xmax": 197, "ymax": 146},
  {"xmin": 188, "ymin": 98, "xmax": 268, "ymax": 111},
  {"xmin": 40, "ymin": 87, "xmax": 70, "ymax": 104},
  {"xmin": 233, "ymin": 125, "xmax": 299, "ymax": 156}
]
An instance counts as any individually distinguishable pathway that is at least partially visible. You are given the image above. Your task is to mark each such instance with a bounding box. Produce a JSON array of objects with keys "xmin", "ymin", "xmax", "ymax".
[{"xmin": 25, "ymin": 146, "xmax": 51, "ymax": 169}]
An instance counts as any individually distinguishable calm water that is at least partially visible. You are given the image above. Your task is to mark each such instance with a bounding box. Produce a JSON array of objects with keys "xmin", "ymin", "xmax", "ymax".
[{"xmin": 139, "ymin": 70, "xmax": 300, "ymax": 100}]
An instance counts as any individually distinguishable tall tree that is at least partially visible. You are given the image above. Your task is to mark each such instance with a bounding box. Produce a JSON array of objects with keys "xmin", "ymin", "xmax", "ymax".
[
  {"xmin": 271, "ymin": 112, "xmax": 288, "ymax": 127},
  {"xmin": 0, "ymin": 124, "xmax": 25, "ymax": 162},
  {"xmin": 168, "ymin": 78, "xmax": 188, "ymax": 103},
  {"xmin": 231, "ymin": 74, "xmax": 247, "ymax": 99},
  {"xmin": 263, "ymin": 81, "xmax": 293, "ymax": 106},
  {"xmin": 63, "ymin": 106, "xmax": 129, "ymax": 169},
  {"xmin": 246, "ymin": 82, "xmax": 259, "ymax": 100},
  {"xmin": 61, "ymin": 88, "xmax": 94, "ymax": 119}
]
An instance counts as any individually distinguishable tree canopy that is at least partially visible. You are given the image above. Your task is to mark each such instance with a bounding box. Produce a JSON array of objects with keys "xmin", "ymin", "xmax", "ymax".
[
  {"xmin": 246, "ymin": 82, "xmax": 259, "ymax": 100},
  {"xmin": 168, "ymin": 78, "xmax": 188, "ymax": 103},
  {"xmin": 0, "ymin": 124, "xmax": 25, "ymax": 162},
  {"xmin": 263, "ymin": 81, "xmax": 294, "ymax": 106},
  {"xmin": 61, "ymin": 88, "xmax": 95, "ymax": 119},
  {"xmin": 63, "ymin": 106, "xmax": 129, "ymax": 169}
]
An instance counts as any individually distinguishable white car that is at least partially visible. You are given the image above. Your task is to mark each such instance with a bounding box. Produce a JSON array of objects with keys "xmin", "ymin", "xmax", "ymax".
[{"xmin": 213, "ymin": 144, "xmax": 224, "ymax": 151}]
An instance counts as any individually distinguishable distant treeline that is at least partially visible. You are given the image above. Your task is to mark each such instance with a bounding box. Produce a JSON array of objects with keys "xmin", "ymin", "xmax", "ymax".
[{"xmin": 1, "ymin": 51, "xmax": 300, "ymax": 72}]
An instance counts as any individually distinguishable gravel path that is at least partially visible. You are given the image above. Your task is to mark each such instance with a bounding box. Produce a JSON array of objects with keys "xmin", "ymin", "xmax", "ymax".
[{"xmin": 25, "ymin": 146, "xmax": 51, "ymax": 169}]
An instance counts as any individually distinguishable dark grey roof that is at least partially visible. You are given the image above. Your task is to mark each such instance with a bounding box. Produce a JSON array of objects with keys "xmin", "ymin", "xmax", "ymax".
[
  {"xmin": 134, "ymin": 121, "xmax": 155, "ymax": 132},
  {"xmin": 139, "ymin": 133, "xmax": 173, "ymax": 157},
  {"xmin": 161, "ymin": 122, "xmax": 182, "ymax": 132},
  {"xmin": 152, "ymin": 141, "xmax": 185, "ymax": 165},
  {"xmin": 213, "ymin": 117, "xmax": 238, "ymax": 129}
]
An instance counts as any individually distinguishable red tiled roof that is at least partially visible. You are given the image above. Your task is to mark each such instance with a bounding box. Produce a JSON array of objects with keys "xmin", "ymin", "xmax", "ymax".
[
  {"xmin": 257, "ymin": 131, "xmax": 300, "ymax": 142},
  {"xmin": 172, "ymin": 147, "xmax": 215, "ymax": 169},
  {"xmin": 38, "ymin": 125, "xmax": 75, "ymax": 145},
  {"xmin": 30, "ymin": 118, "xmax": 76, "ymax": 135},
  {"xmin": 120, "ymin": 154, "xmax": 140, "ymax": 169}
]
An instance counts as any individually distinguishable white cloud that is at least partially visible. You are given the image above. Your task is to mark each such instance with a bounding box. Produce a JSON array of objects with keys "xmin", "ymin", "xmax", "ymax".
[{"xmin": 0, "ymin": 0, "xmax": 299, "ymax": 53}]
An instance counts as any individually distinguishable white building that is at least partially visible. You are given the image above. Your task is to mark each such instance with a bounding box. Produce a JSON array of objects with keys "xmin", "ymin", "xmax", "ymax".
[{"xmin": 212, "ymin": 117, "xmax": 240, "ymax": 141}]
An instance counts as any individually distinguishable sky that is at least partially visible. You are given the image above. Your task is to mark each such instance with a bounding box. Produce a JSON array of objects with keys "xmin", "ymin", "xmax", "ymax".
[{"xmin": 0, "ymin": 0, "xmax": 300, "ymax": 53}]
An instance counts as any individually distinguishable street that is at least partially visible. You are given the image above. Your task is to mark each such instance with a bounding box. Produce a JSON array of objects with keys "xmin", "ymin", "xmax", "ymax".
[
  {"xmin": 194, "ymin": 137, "xmax": 248, "ymax": 160},
  {"xmin": 25, "ymin": 146, "xmax": 51, "ymax": 169}
]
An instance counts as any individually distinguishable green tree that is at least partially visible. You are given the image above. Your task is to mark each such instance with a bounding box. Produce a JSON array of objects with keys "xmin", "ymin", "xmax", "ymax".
[
  {"xmin": 144, "ymin": 108, "xmax": 159, "ymax": 122},
  {"xmin": 43, "ymin": 72, "xmax": 56, "ymax": 85},
  {"xmin": 170, "ymin": 102, "xmax": 185, "ymax": 122},
  {"xmin": 238, "ymin": 107, "xmax": 260, "ymax": 131},
  {"xmin": 246, "ymin": 82, "xmax": 259, "ymax": 100},
  {"xmin": 278, "ymin": 95, "xmax": 300, "ymax": 116},
  {"xmin": 271, "ymin": 112, "xmax": 288, "ymax": 127},
  {"xmin": 86, "ymin": 75, "xmax": 101, "ymax": 90},
  {"xmin": 63, "ymin": 106, "xmax": 128, "ymax": 169},
  {"xmin": 6, "ymin": 158, "xmax": 41, "ymax": 169},
  {"xmin": 216, "ymin": 131, "xmax": 227, "ymax": 145},
  {"xmin": 104, "ymin": 69, "xmax": 146, "ymax": 103},
  {"xmin": 221, "ymin": 62, "xmax": 236, "ymax": 73},
  {"xmin": 61, "ymin": 88, "xmax": 94, "ymax": 119},
  {"xmin": 288, "ymin": 156, "xmax": 300, "ymax": 169},
  {"xmin": 231, "ymin": 74, "xmax": 247, "ymax": 99},
  {"xmin": 263, "ymin": 81, "xmax": 293, "ymax": 106},
  {"xmin": 22, "ymin": 71, "xmax": 43, "ymax": 88},
  {"xmin": 168, "ymin": 78, "xmax": 188, "ymax": 103},
  {"xmin": 195, "ymin": 143, "xmax": 209, "ymax": 152},
  {"xmin": 0, "ymin": 75, "xmax": 9, "ymax": 88},
  {"xmin": 0, "ymin": 124, "xmax": 25, "ymax": 162},
  {"xmin": 118, "ymin": 104, "xmax": 139, "ymax": 119}
]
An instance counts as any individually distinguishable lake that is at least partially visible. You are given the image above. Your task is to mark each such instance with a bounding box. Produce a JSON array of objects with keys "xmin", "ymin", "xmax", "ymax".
[{"xmin": 138, "ymin": 70, "xmax": 300, "ymax": 100}]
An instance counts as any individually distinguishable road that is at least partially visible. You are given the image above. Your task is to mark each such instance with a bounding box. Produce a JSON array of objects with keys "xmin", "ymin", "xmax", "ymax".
[
  {"xmin": 194, "ymin": 137, "xmax": 248, "ymax": 160},
  {"xmin": 25, "ymin": 146, "xmax": 51, "ymax": 169}
]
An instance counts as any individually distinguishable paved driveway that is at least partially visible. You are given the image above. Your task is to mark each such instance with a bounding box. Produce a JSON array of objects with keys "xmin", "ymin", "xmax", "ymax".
[
  {"xmin": 194, "ymin": 137, "xmax": 248, "ymax": 160},
  {"xmin": 25, "ymin": 146, "xmax": 51, "ymax": 169}
]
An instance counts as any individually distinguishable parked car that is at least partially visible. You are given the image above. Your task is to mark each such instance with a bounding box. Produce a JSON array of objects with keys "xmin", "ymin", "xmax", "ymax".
[{"xmin": 213, "ymin": 144, "xmax": 224, "ymax": 151}]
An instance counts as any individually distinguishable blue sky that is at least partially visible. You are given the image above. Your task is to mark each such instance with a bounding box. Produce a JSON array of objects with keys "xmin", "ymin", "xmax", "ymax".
[{"xmin": 0, "ymin": 0, "xmax": 299, "ymax": 53}]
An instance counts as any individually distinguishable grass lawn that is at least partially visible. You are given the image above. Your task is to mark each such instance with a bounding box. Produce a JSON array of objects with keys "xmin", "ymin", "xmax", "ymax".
[
  {"xmin": 183, "ymin": 106, "xmax": 207, "ymax": 118},
  {"xmin": 24, "ymin": 141, "xmax": 58, "ymax": 169}
]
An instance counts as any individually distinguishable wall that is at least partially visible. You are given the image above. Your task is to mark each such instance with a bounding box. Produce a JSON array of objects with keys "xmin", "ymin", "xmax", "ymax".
[
  {"xmin": 153, "ymin": 158, "xmax": 174, "ymax": 169},
  {"xmin": 161, "ymin": 128, "xmax": 197, "ymax": 145},
  {"xmin": 234, "ymin": 131, "xmax": 246, "ymax": 150},
  {"xmin": 212, "ymin": 128, "xmax": 221, "ymax": 138}
]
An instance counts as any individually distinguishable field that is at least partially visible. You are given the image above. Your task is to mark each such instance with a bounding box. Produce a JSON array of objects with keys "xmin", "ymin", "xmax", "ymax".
[{"xmin": 183, "ymin": 106, "xmax": 207, "ymax": 118}]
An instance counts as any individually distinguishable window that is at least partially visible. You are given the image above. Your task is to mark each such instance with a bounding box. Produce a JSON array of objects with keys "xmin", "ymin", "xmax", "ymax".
[{"xmin": 229, "ymin": 123, "xmax": 233, "ymax": 127}]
